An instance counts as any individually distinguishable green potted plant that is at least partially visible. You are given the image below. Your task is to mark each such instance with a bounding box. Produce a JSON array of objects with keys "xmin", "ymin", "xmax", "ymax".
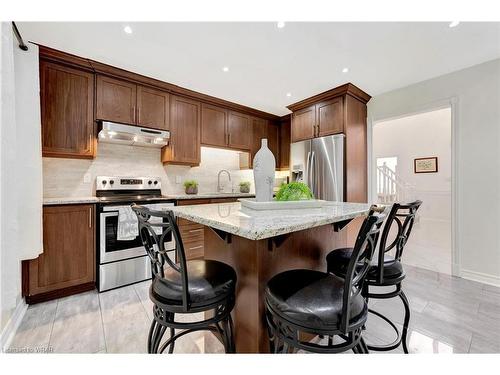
[
  {"xmin": 275, "ymin": 182, "xmax": 313, "ymax": 201},
  {"xmin": 183, "ymin": 180, "xmax": 198, "ymax": 195},
  {"xmin": 239, "ymin": 181, "xmax": 251, "ymax": 193}
]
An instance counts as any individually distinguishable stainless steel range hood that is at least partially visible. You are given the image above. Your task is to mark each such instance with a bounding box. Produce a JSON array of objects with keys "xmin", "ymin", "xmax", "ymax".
[{"xmin": 98, "ymin": 122, "xmax": 170, "ymax": 148}]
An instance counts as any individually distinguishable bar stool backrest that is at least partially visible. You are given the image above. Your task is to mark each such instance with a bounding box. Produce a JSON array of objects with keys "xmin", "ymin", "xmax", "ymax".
[
  {"xmin": 131, "ymin": 204, "xmax": 189, "ymax": 310},
  {"xmin": 373, "ymin": 200, "xmax": 422, "ymax": 283},
  {"xmin": 341, "ymin": 210, "xmax": 386, "ymax": 332}
]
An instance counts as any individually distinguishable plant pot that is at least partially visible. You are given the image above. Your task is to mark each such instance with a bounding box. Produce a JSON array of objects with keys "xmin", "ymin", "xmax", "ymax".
[
  {"xmin": 240, "ymin": 185, "xmax": 250, "ymax": 193},
  {"xmin": 185, "ymin": 186, "xmax": 198, "ymax": 195}
]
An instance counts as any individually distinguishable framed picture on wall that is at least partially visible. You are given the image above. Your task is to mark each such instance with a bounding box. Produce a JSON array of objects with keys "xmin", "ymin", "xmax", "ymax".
[{"xmin": 414, "ymin": 157, "xmax": 438, "ymax": 173}]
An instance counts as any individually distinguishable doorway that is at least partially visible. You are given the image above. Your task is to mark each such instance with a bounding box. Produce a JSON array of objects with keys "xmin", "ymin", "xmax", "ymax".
[{"xmin": 372, "ymin": 107, "xmax": 452, "ymax": 275}]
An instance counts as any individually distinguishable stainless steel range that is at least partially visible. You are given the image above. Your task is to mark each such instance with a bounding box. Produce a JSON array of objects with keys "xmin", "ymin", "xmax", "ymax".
[{"xmin": 96, "ymin": 176, "xmax": 175, "ymax": 291}]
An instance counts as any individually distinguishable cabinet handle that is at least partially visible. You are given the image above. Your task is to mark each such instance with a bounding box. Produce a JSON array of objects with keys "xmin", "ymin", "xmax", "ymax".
[
  {"xmin": 188, "ymin": 245, "xmax": 203, "ymax": 250},
  {"xmin": 189, "ymin": 229, "xmax": 203, "ymax": 234},
  {"xmin": 228, "ymin": 133, "xmax": 231, "ymax": 145},
  {"xmin": 137, "ymin": 107, "xmax": 141, "ymax": 123},
  {"xmin": 88, "ymin": 207, "xmax": 92, "ymax": 228},
  {"xmin": 132, "ymin": 106, "xmax": 136, "ymax": 123}
]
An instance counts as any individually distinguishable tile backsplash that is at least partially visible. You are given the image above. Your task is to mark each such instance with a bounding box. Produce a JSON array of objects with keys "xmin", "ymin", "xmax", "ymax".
[{"xmin": 43, "ymin": 143, "xmax": 264, "ymax": 197}]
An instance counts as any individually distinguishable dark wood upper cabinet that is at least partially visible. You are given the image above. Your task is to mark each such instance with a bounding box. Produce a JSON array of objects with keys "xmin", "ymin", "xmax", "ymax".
[
  {"xmin": 267, "ymin": 121, "xmax": 280, "ymax": 163},
  {"xmin": 250, "ymin": 117, "xmax": 268, "ymax": 160},
  {"xmin": 96, "ymin": 75, "xmax": 137, "ymax": 125},
  {"xmin": 162, "ymin": 95, "xmax": 201, "ymax": 166},
  {"xmin": 136, "ymin": 86, "xmax": 170, "ymax": 130},
  {"xmin": 201, "ymin": 103, "xmax": 228, "ymax": 148},
  {"xmin": 317, "ymin": 97, "xmax": 344, "ymax": 137},
  {"xmin": 40, "ymin": 61, "xmax": 95, "ymax": 158},
  {"xmin": 291, "ymin": 105, "xmax": 316, "ymax": 142},
  {"xmin": 23, "ymin": 204, "xmax": 95, "ymax": 302},
  {"xmin": 228, "ymin": 111, "xmax": 251, "ymax": 150},
  {"xmin": 279, "ymin": 116, "xmax": 291, "ymax": 170}
]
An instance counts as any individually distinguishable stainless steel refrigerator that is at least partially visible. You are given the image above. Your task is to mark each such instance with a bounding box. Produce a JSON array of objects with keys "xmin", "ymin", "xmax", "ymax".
[{"xmin": 290, "ymin": 134, "xmax": 344, "ymax": 201}]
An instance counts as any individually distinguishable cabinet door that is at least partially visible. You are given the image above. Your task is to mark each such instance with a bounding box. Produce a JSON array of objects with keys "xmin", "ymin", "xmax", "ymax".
[
  {"xmin": 228, "ymin": 111, "xmax": 251, "ymax": 149},
  {"xmin": 317, "ymin": 97, "xmax": 344, "ymax": 137},
  {"xmin": 163, "ymin": 95, "xmax": 201, "ymax": 165},
  {"xmin": 291, "ymin": 105, "xmax": 315, "ymax": 142},
  {"xmin": 136, "ymin": 86, "xmax": 170, "ymax": 130},
  {"xmin": 40, "ymin": 61, "xmax": 95, "ymax": 158},
  {"xmin": 201, "ymin": 103, "xmax": 228, "ymax": 148},
  {"xmin": 27, "ymin": 205, "xmax": 95, "ymax": 296},
  {"xmin": 249, "ymin": 117, "xmax": 268, "ymax": 167},
  {"xmin": 268, "ymin": 121, "xmax": 280, "ymax": 164},
  {"xmin": 96, "ymin": 75, "xmax": 137, "ymax": 124},
  {"xmin": 279, "ymin": 117, "xmax": 291, "ymax": 170}
]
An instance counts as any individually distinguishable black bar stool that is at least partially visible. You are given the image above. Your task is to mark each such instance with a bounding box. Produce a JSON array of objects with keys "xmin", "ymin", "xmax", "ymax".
[
  {"xmin": 132, "ymin": 204, "xmax": 237, "ymax": 353},
  {"xmin": 326, "ymin": 201, "xmax": 422, "ymax": 353},
  {"xmin": 264, "ymin": 208, "xmax": 386, "ymax": 354}
]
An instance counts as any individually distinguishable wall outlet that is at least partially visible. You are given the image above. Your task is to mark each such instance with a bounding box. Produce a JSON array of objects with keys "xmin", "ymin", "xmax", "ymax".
[
  {"xmin": 83, "ymin": 173, "xmax": 91, "ymax": 183},
  {"xmin": 175, "ymin": 176, "xmax": 181, "ymax": 184}
]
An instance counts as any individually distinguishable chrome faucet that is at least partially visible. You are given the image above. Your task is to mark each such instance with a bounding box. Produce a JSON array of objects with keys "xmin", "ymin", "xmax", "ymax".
[{"xmin": 217, "ymin": 170, "xmax": 231, "ymax": 193}]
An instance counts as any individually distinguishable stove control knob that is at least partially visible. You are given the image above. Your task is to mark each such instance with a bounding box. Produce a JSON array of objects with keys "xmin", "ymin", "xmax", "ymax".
[
  {"xmin": 148, "ymin": 180, "xmax": 152, "ymax": 185},
  {"xmin": 109, "ymin": 180, "xmax": 114, "ymax": 185},
  {"xmin": 102, "ymin": 180, "xmax": 107, "ymax": 185},
  {"xmin": 153, "ymin": 180, "xmax": 158, "ymax": 185}
]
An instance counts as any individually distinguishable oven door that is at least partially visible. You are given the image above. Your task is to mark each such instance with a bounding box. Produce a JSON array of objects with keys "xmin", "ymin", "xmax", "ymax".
[{"xmin": 99, "ymin": 203, "xmax": 175, "ymax": 264}]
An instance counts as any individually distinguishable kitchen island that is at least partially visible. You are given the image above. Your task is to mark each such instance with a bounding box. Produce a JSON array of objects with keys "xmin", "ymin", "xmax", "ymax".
[{"xmin": 169, "ymin": 201, "xmax": 371, "ymax": 353}]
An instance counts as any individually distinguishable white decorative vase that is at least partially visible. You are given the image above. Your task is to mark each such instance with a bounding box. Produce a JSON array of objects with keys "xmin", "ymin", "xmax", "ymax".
[{"xmin": 253, "ymin": 139, "xmax": 275, "ymax": 202}]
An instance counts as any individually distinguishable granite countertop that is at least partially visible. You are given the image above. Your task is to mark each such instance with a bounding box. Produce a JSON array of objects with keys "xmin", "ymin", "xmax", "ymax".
[
  {"xmin": 169, "ymin": 201, "xmax": 371, "ymax": 240},
  {"xmin": 43, "ymin": 192, "xmax": 255, "ymax": 205},
  {"xmin": 164, "ymin": 192, "xmax": 255, "ymax": 200},
  {"xmin": 43, "ymin": 197, "xmax": 100, "ymax": 205}
]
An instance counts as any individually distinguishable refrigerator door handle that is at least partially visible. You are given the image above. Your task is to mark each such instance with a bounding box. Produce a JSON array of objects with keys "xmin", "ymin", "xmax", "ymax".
[
  {"xmin": 310, "ymin": 151, "xmax": 316, "ymax": 197},
  {"xmin": 305, "ymin": 151, "xmax": 312, "ymax": 188}
]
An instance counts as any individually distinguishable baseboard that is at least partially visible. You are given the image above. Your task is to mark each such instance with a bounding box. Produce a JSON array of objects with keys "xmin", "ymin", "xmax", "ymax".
[
  {"xmin": 460, "ymin": 269, "xmax": 500, "ymax": 287},
  {"xmin": 0, "ymin": 300, "xmax": 28, "ymax": 352}
]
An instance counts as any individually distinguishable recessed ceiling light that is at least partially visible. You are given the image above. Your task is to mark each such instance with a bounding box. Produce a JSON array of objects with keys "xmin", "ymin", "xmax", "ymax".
[
  {"xmin": 286, "ymin": 93, "xmax": 292, "ymax": 97},
  {"xmin": 222, "ymin": 66, "xmax": 229, "ymax": 72},
  {"xmin": 342, "ymin": 67, "xmax": 349, "ymax": 73},
  {"xmin": 277, "ymin": 21, "xmax": 285, "ymax": 29},
  {"xmin": 449, "ymin": 21, "xmax": 460, "ymax": 28},
  {"xmin": 123, "ymin": 25, "xmax": 132, "ymax": 34}
]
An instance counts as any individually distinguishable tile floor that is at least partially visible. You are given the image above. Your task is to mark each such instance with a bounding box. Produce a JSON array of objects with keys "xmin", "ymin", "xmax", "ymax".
[{"xmin": 7, "ymin": 264, "xmax": 500, "ymax": 354}]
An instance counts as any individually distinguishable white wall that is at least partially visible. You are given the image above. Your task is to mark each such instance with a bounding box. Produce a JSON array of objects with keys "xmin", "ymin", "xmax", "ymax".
[
  {"xmin": 373, "ymin": 108, "xmax": 452, "ymax": 221},
  {"xmin": 43, "ymin": 144, "xmax": 257, "ymax": 197},
  {"xmin": 368, "ymin": 58, "xmax": 500, "ymax": 285},
  {"xmin": 1, "ymin": 24, "xmax": 42, "ymax": 348}
]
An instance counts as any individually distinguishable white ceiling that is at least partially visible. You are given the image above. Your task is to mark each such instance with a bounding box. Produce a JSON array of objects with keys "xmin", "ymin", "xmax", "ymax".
[{"xmin": 18, "ymin": 22, "xmax": 500, "ymax": 116}]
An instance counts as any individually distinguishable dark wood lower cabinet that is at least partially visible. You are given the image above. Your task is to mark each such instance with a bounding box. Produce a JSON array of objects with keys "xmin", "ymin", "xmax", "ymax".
[
  {"xmin": 22, "ymin": 204, "xmax": 95, "ymax": 304},
  {"xmin": 176, "ymin": 198, "xmax": 240, "ymax": 260}
]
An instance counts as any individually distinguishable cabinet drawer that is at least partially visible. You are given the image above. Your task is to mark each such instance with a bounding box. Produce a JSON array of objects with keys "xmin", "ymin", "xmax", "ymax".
[
  {"xmin": 179, "ymin": 227, "xmax": 204, "ymax": 242},
  {"xmin": 177, "ymin": 199, "xmax": 211, "ymax": 206},
  {"xmin": 177, "ymin": 217, "xmax": 204, "ymax": 228},
  {"xmin": 184, "ymin": 240, "xmax": 204, "ymax": 260}
]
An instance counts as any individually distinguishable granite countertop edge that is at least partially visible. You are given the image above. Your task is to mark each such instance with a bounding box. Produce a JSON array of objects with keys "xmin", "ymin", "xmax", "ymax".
[
  {"xmin": 43, "ymin": 192, "xmax": 255, "ymax": 205},
  {"xmin": 170, "ymin": 203, "xmax": 370, "ymax": 241}
]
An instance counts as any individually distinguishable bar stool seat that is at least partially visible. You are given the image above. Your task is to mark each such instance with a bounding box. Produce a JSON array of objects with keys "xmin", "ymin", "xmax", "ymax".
[
  {"xmin": 152, "ymin": 259, "xmax": 237, "ymax": 308},
  {"xmin": 264, "ymin": 210, "xmax": 386, "ymax": 354},
  {"xmin": 266, "ymin": 269, "xmax": 367, "ymax": 331},
  {"xmin": 325, "ymin": 201, "xmax": 422, "ymax": 354}
]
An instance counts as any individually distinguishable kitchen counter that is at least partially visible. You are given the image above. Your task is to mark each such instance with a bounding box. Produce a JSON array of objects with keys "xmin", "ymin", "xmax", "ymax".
[
  {"xmin": 169, "ymin": 201, "xmax": 370, "ymax": 240},
  {"xmin": 43, "ymin": 192, "xmax": 255, "ymax": 206},
  {"xmin": 170, "ymin": 199, "xmax": 370, "ymax": 353},
  {"xmin": 164, "ymin": 192, "xmax": 255, "ymax": 200},
  {"xmin": 43, "ymin": 197, "xmax": 100, "ymax": 205}
]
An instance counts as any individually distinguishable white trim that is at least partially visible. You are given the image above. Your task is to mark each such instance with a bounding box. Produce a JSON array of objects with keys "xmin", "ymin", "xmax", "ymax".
[
  {"xmin": 461, "ymin": 269, "xmax": 500, "ymax": 288},
  {"xmin": 368, "ymin": 97, "xmax": 459, "ymax": 277},
  {"xmin": 0, "ymin": 300, "xmax": 28, "ymax": 352}
]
